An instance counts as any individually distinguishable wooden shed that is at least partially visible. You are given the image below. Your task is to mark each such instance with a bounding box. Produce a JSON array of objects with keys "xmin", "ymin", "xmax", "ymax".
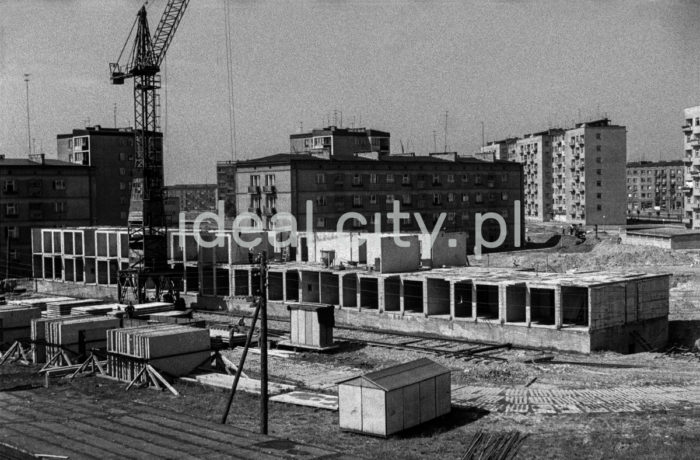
[
  {"xmin": 338, "ymin": 358, "xmax": 451, "ymax": 437},
  {"xmin": 285, "ymin": 304, "xmax": 335, "ymax": 350}
]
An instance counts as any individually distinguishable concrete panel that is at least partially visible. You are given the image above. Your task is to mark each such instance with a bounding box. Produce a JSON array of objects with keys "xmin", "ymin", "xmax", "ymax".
[
  {"xmin": 589, "ymin": 284, "xmax": 626, "ymax": 329},
  {"xmin": 426, "ymin": 278, "xmax": 450, "ymax": 316},
  {"xmin": 379, "ymin": 236, "xmax": 420, "ymax": 273}
]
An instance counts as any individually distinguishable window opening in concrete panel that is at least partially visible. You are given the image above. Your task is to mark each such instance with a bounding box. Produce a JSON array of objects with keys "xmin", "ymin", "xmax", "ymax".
[
  {"xmin": 341, "ymin": 274, "xmax": 357, "ymax": 307},
  {"xmin": 505, "ymin": 285, "xmax": 526, "ymax": 323},
  {"xmin": 384, "ymin": 277, "xmax": 401, "ymax": 312},
  {"xmin": 268, "ymin": 271, "xmax": 284, "ymax": 301},
  {"xmin": 562, "ymin": 286, "xmax": 588, "ymax": 327},
  {"xmin": 476, "ymin": 284, "xmax": 499, "ymax": 320},
  {"xmin": 216, "ymin": 268, "xmax": 230, "ymax": 296},
  {"xmin": 359, "ymin": 277, "xmax": 378, "ymax": 309},
  {"xmin": 403, "ymin": 280, "xmax": 423, "ymax": 314},
  {"xmin": 320, "ymin": 272, "xmax": 339, "ymax": 305},
  {"xmin": 285, "ymin": 271, "xmax": 299, "ymax": 301},
  {"xmin": 427, "ymin": 278, "xmax": 450, "ymax": 316},
  {"xmin": 531, "ymin": 288, "xmax": 555, "ymax": 325},
  {"xmin": 234, "ymin": 269, "xmax": 249, "ymax": 296},
  {"xmin": 454, "ymin": 281, "xmax": 472, "ymax": 318}
]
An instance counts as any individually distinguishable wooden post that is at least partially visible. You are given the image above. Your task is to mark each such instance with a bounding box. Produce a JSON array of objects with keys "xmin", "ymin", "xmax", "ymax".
[{"xmin": 260, "ymin": 251, "xmax": 268, "ymax": 435}]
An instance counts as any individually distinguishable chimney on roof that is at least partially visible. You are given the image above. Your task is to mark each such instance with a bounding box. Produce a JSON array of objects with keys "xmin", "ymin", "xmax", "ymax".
[
  {"xmin": 29, "ymin": 153, "xmax": 45, "ymax": 165},
  {"xmin": 0, "ymin": 154, "xmax": 4, "ymax": 160}
]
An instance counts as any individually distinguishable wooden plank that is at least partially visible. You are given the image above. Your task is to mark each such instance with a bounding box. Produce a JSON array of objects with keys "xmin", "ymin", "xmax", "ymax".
[
  {"xmin": 311, "ymin": 311, "xmax": 320, "ymax": 347},
  {"xmin": 290, "ymin": 310, "xmax": 298, "ymax": 344},
  {"xmin": 385, "ymin": 389, "xmax": 404, "ymax": 436},
  {"xmin": 361, "ymin": 387, "xmax": 386, "ymax": 436},
  {"xmin": 419, "ymin": 378, "xmax": 436, "ymax": 423},
  {"xmin": 338, "ymin": 384, "xmax": 362, "ymax": 432},
  {"xmin": 298, "ymin": 309, "xmax": 306, "ymax": 346},
  {"xmin": 402, "ymin": 383, "xmax": 420, "ymax": 429},
  {"xmin": 435, "ymin": 373, "xmax": 452, "ymax": 416},
  {"xmin": 0, "ymin": 424, "xmax": 85, "ymax": 459}
]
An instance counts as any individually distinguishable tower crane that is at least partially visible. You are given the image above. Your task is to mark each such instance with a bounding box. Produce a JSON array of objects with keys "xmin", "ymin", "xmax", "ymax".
[{"xmin": 110, "ymin": 1, "xmax": 189, "ymax": 303}]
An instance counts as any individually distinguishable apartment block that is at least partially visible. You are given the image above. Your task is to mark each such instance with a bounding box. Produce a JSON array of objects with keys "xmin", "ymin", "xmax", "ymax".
[
  {"xmin": 216, "ymin": 161, "xmax": 237, "ymax": 217},
  {"xmin": 682, "ymin": 106, "xmax": 700, "ymax": 228},
  {"xmin": 229, "ymin": 152, "xmax": 524, "ymax": 252},
  {"xmin": 626, "ymin": 160, "xmax": 684, "ymax": 219},
  {"xmin": 57, "ymin": 125, "xmax": 162, "ymax": 226},
  {"xmin": 290, "ymin": 126, "xmax": 390, "ymax": 158},
  {"xmin": 163, "ymin": 184, "xmax": 217, "ymax": 225},
  {"xmin": 0, "ymin": 155, "xmax": 94, "ymax": 278},
  {"xmin": 475, "ymin": 138, "xmax": 518, "ymax": 162},
  {"xmin": 486, "ymin": 119, "xmax": 627, "ymax": 225}
]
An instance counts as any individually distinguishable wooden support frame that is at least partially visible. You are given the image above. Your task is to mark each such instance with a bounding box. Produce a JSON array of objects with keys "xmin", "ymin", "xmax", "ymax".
[{"xmin": 0, "ymin": 341, "xmax": 32, "ymax": 366}]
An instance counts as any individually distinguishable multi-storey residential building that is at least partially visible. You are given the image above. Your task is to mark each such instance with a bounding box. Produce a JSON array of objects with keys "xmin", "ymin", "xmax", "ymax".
[
  {"xmin": 290, "ymin": 126, "xmax": 390, "ymax": 158},
  {"xmin": 163, "ymin": 184, "xmax": 218, "ymax": 225},
  {"xmin": 487, "ymin": 119, "xmax": 627, "ymax": 225},
  {"xmin": 475, "ymin": 138, "xmax": 518, "ymax": 162},
  {"xmin": 0, "ymin": 155, "xmax": 94, "ymax": 278},
  {"xmin": 682, "ymin": 106, "xmax": 700, "ymax": 228},
  {"xmin": 57, "ymin": 125, "xmax": 162, "ymax": 226},
  {"xmin": 626, "ymin": 161, "xmax": 684, "ymax": 219},
  {"xmin": 216, "ymin": 161, "xmax": 237, "ymax": 217},
  {"xmin": 228, "ymin": 152, "xmax": 524, "ymax": 251}
]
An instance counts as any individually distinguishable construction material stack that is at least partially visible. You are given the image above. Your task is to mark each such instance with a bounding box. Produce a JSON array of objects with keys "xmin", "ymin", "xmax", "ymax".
[
  {"xmin": 31, "ymin": 316, "xmax": 120, "ymax": 364},
  {"xmin": 0, "ymin": 305, "xmax": 41, "ymax": 348},
  {"xmin": 107, "ymin": 324, "xmax": 210, "ymax": 382},
  {"xmin": 44, "ymin": 299, "xmax": 105, "ymax": 318}
]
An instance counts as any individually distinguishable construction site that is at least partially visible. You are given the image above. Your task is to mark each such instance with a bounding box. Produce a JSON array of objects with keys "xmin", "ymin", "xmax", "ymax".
[{"xmin": 4, "ymin": 1, "xmax": 700, "ymax": 459}]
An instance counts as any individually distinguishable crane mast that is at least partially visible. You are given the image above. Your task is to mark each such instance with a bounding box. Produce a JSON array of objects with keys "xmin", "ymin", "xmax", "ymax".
[{"xmin": 110, "ymin": 1, "xmax": 189, "ymax": 303}]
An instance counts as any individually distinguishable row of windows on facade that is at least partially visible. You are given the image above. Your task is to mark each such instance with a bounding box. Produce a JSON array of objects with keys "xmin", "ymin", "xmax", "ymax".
[
  {"xmin": 309, "ymin": 209, "xmax": 510, "ymax": 229},
  {"xmin": 2, "ymin": 179, "xmax": 66, "ymax": 193},
  {"xmin": 4, "ymin": 202, "xmax": 68, "ymax": 216},
  {"xmin": 308, "ymin": 191, "xmax": 510, "ymax": 207},
  {"xmin": 316, "ymin": 172, "xmax": 511, "ymax": 186},
  {"xmin": 629, "ymin": 168, "xmax": 683, "ymax": 176},
  {"xmin": 627, "ymin": 177, "xmax": 683, "ymax": 184},
  {"xmin": 627, "ymin": 185, "xmax": 683, "ymax": 193}
]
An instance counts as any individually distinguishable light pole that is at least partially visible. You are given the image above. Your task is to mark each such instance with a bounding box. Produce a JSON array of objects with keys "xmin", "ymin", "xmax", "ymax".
[{"xmin": 24, "ymin": 74, "xmax": 31, "ymax": 156}]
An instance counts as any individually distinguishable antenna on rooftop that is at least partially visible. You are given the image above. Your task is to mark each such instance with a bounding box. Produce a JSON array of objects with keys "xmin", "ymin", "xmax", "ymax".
[
  {"xmin": 433, "ymin": 130, "xmax": 437, "ymax": 153},
  {"xmin": 444, "ymin": 110, "xmax": 448, "ymax": 152}
]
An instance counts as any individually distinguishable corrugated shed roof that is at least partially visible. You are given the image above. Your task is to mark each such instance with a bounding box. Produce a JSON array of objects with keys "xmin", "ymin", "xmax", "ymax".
[{"xmin": 339, "ymin": 358, "xmax": 449, "ymax": 391}]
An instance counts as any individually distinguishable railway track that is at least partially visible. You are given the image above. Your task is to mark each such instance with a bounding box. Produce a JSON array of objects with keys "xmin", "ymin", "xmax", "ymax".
[{"xmin": 197, "ymin": 309, "xmax": 512, "ymax": 363}]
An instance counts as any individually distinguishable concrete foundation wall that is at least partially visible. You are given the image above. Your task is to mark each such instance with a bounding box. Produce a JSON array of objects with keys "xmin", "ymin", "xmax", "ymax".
[
  {"xmin": 590, "ymin": 316, "xmax": 668, "ymax": 353},
  {"xmin": 35, "ymin": 279, "xmax": 118, "ymax": 300}
]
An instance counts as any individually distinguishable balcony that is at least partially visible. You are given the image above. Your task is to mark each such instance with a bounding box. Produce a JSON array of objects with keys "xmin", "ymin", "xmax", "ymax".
[
  {"xmin": 262, "ymin": 185, "xmax": 276, "ymax": 194},
  {"xmin": 262, "ymin": 206, "xmax": 276, "ymax": 216},
  {"xmin": 683, "ymin": 124, "xmax": 692, "ymax": 133},
  {"xmin": 247, "ymin": 185, "xmax": 260, "ymax": 194},
  {"xmin": 247, "ymin": 206, "xmax": 261, "ymax": 215}
]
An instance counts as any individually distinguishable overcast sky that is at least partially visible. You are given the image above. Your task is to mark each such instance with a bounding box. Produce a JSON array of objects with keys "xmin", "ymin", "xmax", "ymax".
[{"xmin": 1, "ymin": 0, "xmax": 700, "ymax": 185}]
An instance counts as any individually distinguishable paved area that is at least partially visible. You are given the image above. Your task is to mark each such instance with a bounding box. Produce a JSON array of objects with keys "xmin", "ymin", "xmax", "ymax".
[
  {"xmin": 0, "ymin": 390, "xmax": 350, "ymax": 459},
  {"xmin": 453, "ymin": 385, "xmax": 700, "ymax": 414}
]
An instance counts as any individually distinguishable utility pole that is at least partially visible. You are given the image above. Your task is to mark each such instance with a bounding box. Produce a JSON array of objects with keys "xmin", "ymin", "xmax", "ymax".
[
  {"xmin": 259, "ymin": 251, "xmax": 268, "ymax": 435},
  {"xmin": 433, "ymin": 130, "xmax": 437, "ymax": 153},
  {"xmin": 24, "ymin": 74, "xmax": 31, "ymax": 156},
  {"xmin": 114, "ymin": 103, "xmax": 117, "ymax": 128},
  {"xmin": 481, "ymin": 121, "xmax": 485, "ymax": 148}
]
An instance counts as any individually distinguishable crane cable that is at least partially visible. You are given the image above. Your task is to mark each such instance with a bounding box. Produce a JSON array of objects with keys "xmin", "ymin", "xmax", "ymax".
[{"xmin": 223, "ymin": 0, "xmax": 237, "ymax": 162}]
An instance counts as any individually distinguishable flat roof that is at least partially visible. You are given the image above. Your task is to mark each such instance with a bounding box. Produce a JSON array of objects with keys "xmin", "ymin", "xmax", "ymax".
[{"xmin": 0, "ymin": 158, "xmax": 88, "ymax": 168}]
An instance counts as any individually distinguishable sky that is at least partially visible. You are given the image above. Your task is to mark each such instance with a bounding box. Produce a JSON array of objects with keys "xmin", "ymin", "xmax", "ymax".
[{"xmin": 2, "ymin": 0, "xmax": 700, "ymax": 185}]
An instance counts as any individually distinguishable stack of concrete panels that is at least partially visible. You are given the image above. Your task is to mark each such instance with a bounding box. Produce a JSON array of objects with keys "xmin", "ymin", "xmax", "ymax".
[
  {"xmin": 107, "ymin": 325, "xmax": 210, "ymax": 381},
  {"xmin": 72, "ymin": 304, "xmax": 123, "ymax": 316},
  {"xmin": 106, "ymin": 302, "xmax": 174, "ymax": 318},
  {"xmin": 9, "ymin": 297, "xmax": 75, "ymax": 312},
  {"xmin": 45, "ymin": 316, "xmax": 120, "ymax": 359},
  {"xmin": 0, "ymin": 306, "xmax": 42, "ymax": 347},
  {"xmin": 45, "ymin": 299, "xmax": 104, "ymax": 318}
]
